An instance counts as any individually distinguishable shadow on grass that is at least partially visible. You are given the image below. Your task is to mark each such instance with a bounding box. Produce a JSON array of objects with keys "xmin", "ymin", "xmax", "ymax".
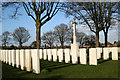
[
  {"xmin": 40, "ymin": 60, "xmax": 75, "ymax": 72},
  {"xmin": 98, "ymin": 58, "xmax": 112, "ymax": 64}
]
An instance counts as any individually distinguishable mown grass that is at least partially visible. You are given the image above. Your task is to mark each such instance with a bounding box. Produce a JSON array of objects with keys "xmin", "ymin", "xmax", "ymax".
[{"xmin": 1, "ymin": 59, "xmax": 119, "ymax": 79}]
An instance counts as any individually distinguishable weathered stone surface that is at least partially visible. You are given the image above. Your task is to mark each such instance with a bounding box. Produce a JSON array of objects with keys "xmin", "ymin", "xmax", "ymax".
[
  {"xmin": 25, "ymin": 49, "xmax": 31, "ymax": 72},
  {"xmin": 58, "ymin": 49, "xmax": 63, "ymax": 62},
  {"xmin": 79, "ymin": 48, "xmax": 87, "ymax": 64},
  {"xmin": 64, "ymin": 49, "xmax": 70, "ymax": 63},
  {"xmin": 16, "ymin": 50, "xmax": 20, "ymax": 68},
  {"xmin": 103, "ymin": 48, "xmax": 109, "ymax": 60},
  {"xmin": 39, "ymin": 49, "xmax": 43, "ymax": 59},
  {"xmin": 31, "ymin": 49, "xmax": 40, "ymax": 74},
  {"xmin": 112, "ymin": 47, "xmax": 118, "ymax": 60},
  {"xmin": 89, "ymin": 48, "xmax": 97, "ymax": 65},
  {"xmin": 43, "ymin": 49, "xmax": 47, "ymax": 60},
  {"xmin": 20, "ymin": 49, "xmax": 25, "ymax": 70},
  {"xmin": 52, "ymin": 49, "xmax": 57, "ymax": 62},
  {"xmin": 47, "ymin": 49, "xmax": 52, "ymax": 61}
]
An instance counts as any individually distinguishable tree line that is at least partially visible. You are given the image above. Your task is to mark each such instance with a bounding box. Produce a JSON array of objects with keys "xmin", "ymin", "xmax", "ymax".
[
  {"xmin": 40, "ymin": 23, "xmax": 96, "ymax": 49},
  {"xmin": 2, "ymin": 2, "xmax": 119, "ymax": 48},
  {"xmin": 2, "ymin": 27, "xmax": 31, "ymax": 49}
]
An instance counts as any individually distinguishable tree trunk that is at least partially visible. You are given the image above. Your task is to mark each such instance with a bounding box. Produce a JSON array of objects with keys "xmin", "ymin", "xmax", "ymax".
[
  {"xmin": 104, "ymin": 31, "xmax": 108, "ymax": 47},
  {"xmin": 61, "ymin": 41, "xmax": 64, "ymax": 49},
  {"xmin": 36, "ymin": 26, "xmax": 41, "ymax": 49},
  {"xmin": 19, "ymin": 42, "xmax": 22, "ymax": 49},
  {"xmin": 96, "ymin": 32, "xmax": 99, "ymax": 47}
]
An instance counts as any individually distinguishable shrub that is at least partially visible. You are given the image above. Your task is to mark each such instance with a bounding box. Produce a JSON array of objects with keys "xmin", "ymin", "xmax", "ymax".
[{"xmin": 41, "ymin": 69, "xmax": 49, "ymax": 74}]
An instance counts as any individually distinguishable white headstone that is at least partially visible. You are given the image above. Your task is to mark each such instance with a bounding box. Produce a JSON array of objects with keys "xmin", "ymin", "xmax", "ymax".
[
  {"xmin": 25, "ymin": 49, "xmax": 31, "ymax": 72},
  {"xmin": 39, "ymin": 49, "xmax": 43, "ymax": 59},
  {"xmin": 52, "ymin": 49, "xmax": 57, "ymax": 62},
  {"xmin": 108, "ymin": 47, "xmax": 112, "ymax": 53},
  {"xmin": 31, "ymin": 49, "xmax": 40, "ymax": 74},
  {"xmin": 11, "ymin": 50, "xmax": 16, "ymax": 67},
  {"xmin": 16, "ymin": 50, "xmax": 20, "ymax": 68},
  {"xmin": 89, "ymin": 48, "xmax": 97, "ymax": 65},
  {"xmin": 79, "ymin": 48, "xmax": 87, "ymax": 64},
  {"xmin": 71, "ymin": 45, "xmax": 78, "ymax": 64},
  {"xmin": 7, "ymin": 50, "xmax": 9, "ymax": 64},
  {"xmin": 118, "ymin": 47, "xmax": 120, "ymax": 53},
  {"xmin": 0, "ymin": 50, "xmax": 1, "ymax": 61},
  {"xmin": 96, "ymin": 48, "xmax": 102, "ymax": 59},
  {"xmin": 1, "ymin": 50, "xmax": 3, "ymax": 62},
  {"xmin": 3, "ymin": 50, "xmax": 6, "ymax": 63},
  {"xmin": 2, "ymin": 50, "xmax": 4, "ymax": 62},
  {"xmin": 103, "ymin": 48, "xmax": 109, "ymax": 60},
  {"xmin": 20, "ymin": 49, "xmax": 25, "ymax": 70},
  {"xmin": 58, "ymin": 49, "xmax": 63, "ymax": 62},
  {"xmin": 8, "ymin": 50, "xmax": 12, "ymax": 65},
  {"xmin": 112, "ymin": 47, "xmax": 118, "ymax": 60},
  {"xmin": 5, "ymin": 50, "xmax": 8, "ymax": 64},
  {"xmin": 47, "ymin": 49, "xmax": 52, "ymax": 61},
  {"xmin": 64, "ymin": 49, "xmax": 70, "ymax": 63},
  {"xmin": 43, "ymin": 49, "xmax": 47, "ymax": 60}
]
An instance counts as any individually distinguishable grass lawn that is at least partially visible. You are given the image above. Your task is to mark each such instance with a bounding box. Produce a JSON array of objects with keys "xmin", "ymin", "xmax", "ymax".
[{"xmin": 1, "ymin": 59, "xmax": 119, "ymax": 79}]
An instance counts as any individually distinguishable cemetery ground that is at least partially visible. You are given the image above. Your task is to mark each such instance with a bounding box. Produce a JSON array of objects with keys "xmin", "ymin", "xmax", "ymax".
[{"xmin": 2, "ymin": 56, "xmax": 119, "ymax": 79}]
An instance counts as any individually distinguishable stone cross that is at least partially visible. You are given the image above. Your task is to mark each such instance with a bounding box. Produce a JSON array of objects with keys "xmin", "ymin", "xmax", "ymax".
[{"xmin": 71, "ymin": 18, "xmax": 77, "ymax": 44}]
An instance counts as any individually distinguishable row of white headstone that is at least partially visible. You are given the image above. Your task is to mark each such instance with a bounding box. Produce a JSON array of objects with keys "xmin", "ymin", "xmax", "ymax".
[
  {"xmin": 0, "ymin": 47, "xmax": 119, "ymax": 74},
  {"xmin": 0, "ymin": 49, "xmax": 40, "ymax": 74},
  {"xmin": 89, "ymin": 47, "xmax": 118, "ymax": 65}
]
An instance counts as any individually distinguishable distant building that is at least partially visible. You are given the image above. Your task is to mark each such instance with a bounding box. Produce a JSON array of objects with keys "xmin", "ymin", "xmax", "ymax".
[{"xmin": 100, "ymin": 41, "xmax": 113, "ymax": 47}]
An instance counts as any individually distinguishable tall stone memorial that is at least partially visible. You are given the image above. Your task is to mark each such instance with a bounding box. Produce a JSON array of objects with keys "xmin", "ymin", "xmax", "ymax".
[{"xmin": 71, "ymin": 18, "xmax": 79, "ymax": 64}]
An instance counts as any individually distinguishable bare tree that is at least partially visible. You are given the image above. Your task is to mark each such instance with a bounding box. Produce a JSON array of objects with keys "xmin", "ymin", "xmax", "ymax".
[
  {"xmin": 88, "ymin": 35, "xmax": 96, "ymax": 47},
  {"xmin": 54, "ymin": 23, "xmax": 71, "ymax": 48},
  {"xmin": 77, "ymin": 32, "xmax": 86, "ymax": 47},
  {"xmin": 12, "ymin": 27, "xmax": 30, "ymax": 49},
  {"xmin": 2, "ymin": 2, "xmax": 62, "ymax": 49},
  {"xmin": 61, "ymin": 2, "xmax": 119, "ymax": 47},
  {"xmin": 42, "ymin": 31, "xmax": 55, "ymax": 48},
  {"xmin": 83, "ymin": 34, "xmax": 96, "ymax": 47},
  {"xmin": 2, "ymin": 31, "xmax": 11, "ymax": 47}
]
